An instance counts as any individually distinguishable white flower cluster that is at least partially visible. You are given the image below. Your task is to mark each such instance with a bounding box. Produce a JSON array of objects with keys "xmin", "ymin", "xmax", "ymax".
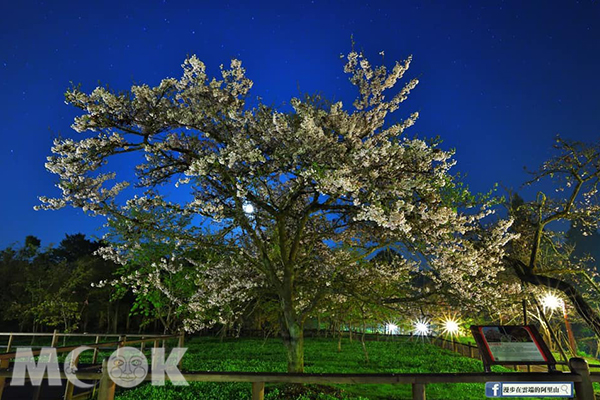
[{"xmin": 37, "ymin": 49, "xmax": 520, "ymax": 330}]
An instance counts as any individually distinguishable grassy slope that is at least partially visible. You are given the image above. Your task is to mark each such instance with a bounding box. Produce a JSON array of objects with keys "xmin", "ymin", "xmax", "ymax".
[{"xmin": 113, "ymin": 336, "xmax": 570, "ymax": 400}]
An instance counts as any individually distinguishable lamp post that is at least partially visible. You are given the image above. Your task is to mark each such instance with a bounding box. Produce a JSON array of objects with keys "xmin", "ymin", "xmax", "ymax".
[
  {"xmin": 562, "ymin": 302, "xmax": 578, "ymax": 356},
  {"xmin": 542, "ymin": 293, "xmax": 577, "ymax": 355}
]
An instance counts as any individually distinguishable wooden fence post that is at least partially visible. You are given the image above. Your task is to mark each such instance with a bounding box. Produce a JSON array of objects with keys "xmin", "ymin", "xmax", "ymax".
[
  {"xmin": 178, "ymin": 333, "xmax": 185, "ymax": 370},
  {"xmin": 412, "ymin": 383, "xmax": 426, "ymax": 400},
  {"xmin": 569, "ymin": 357, "xmax": 594, "ymax": 400},
  {"xmin": 92, "ymin": 335, "xmax": 100, "ymax": 364},
  {"xmin": 152, "ymin": 339, "xmax": 159, "ymax": 370},
  {"xmin": 98, "ymin": 359, "xmax": 116, "ymax": 400},
  {"xmin": 252, "ymin": 382, "xmax": 265, "ymax": 400},
  {"xmin": 51, "ymin": 329, "xmax": 59, "ymax": 347},
  {"xmin": 117, "ymin": 336, "xmax": 124, "ymax": 355},
  {"xmin": 63, "ymin": 351, "xmax": 81, "ymax": 400},
  {"xmin": 5, "ymin": 335, "xmax": 13, "ymax": 354},
  {"xmin": 0, "ymin": 360, "xmax": 8, "ymax": 400}
]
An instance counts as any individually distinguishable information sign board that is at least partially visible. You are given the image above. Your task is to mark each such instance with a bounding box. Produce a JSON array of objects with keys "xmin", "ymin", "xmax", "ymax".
[{"xmin": 470, "ymin": 325, "xmax": 556, "ymax": 372}]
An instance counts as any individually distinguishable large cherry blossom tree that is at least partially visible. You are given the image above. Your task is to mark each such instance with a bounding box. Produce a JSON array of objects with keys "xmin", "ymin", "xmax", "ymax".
[{"xmin": 38, "ymin": 50, "xmax": 514, "ymax": 372}]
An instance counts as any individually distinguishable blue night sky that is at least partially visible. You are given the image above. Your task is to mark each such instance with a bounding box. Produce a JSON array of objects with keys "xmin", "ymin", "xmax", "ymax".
[{"xmin": 0, "ymin": 0, "xmax": 599, "ymax": 248}]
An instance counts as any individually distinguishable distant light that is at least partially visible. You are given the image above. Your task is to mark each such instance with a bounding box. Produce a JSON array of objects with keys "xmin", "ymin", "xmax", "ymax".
[
  {"xmin": 442, "ymin": 318, "xmax": 460, "ymax": 336},
  {"xmin": 243, "ymin": 203, "xmax": 255, "ymax": 215},
  {"xmin": 413, "ymin": 319, "xmax": 431, "ymax": 336},
  {"xmin": 385, "ymin": 322, "xmax": 399, "ymax": 335},
  {"xmin": 541, "ymin": 292, "xmax": 563, "ymax": 311}
]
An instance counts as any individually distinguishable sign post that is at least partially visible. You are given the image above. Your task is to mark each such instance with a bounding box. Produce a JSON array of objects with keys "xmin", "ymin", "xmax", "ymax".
[{"xmin": 470, "ymin": 325, "xmax": 556, "ymax": 373}]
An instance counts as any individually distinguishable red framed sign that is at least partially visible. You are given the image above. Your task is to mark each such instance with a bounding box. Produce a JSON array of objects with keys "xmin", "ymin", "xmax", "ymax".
[{"xmin": 470, "ymin": 325, "xmax": 556, "ymax": 372}]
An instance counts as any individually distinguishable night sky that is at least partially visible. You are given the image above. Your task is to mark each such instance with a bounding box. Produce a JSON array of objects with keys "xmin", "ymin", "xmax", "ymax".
[{"xmin": 1, "ymin": 0, "xmax": 599, "ymax": 248}]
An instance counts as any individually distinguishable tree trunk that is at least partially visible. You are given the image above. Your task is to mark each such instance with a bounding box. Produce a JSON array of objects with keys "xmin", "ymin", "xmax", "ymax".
[
  {"xmin": 113, "ymin": 302, "xmax": 119, "ymax": 333},
  {"xmin": 30, "ymin": 323, "xmax": 37, "ymax": 346},
  {"xmin": 361, "ymin": 329, "xmax": 369, "ymax": 363},
  {"xmin": 280, "ymin": 312, "xmax": 304, "ymax": 373},
  {"xmin": 337, "ymin": 322, "xmax": 342, "ymax": 352},
  {"xmin": 510, "ymin": 258, "xmax": 600, "ymax": 339},
  {"xmin": 106, "ymin": 304, "xmax": 111, "ymax": 333},
  {"xmin": 219, "ymin": 324, "xmax": 227, "ymax": 342},
  {"xmin": 126, "ymin": 308, "xmax": 131, "ymax": 332},
  {"xmin": 317, "ymin": 315, "xmax": 321, "ymax": 337}
]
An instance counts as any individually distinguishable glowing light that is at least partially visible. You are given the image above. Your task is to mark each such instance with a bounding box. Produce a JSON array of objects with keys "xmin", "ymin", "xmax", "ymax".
[
  {"xmin": 243, "ymin": 203, "xmax": 255, "ymax": 215},
  {"xmin": 541, "ymin": 292, "xmax": 563, "ymax": 311},
  {"xmin": 385, "ymin": 322, "xmax": 399, "ymax": 335},
  {"xmin": 442, "ymin": 318, "xmax": 460, "ymax": 336},
  {"xmin": 413, "ymin": 319, "xmax": 431, "ymax": 336}
]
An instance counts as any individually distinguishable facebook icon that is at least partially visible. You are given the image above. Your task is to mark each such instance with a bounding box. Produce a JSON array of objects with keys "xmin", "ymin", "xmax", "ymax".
[{"xmin": 486, "ymin": 382, "xmax": 502, "ymax": 397}]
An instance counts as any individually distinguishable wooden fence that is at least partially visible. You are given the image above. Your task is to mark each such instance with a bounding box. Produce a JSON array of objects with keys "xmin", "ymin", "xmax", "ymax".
[
  {"xmin": 0, "ymin": 357, "xmax": 597, "ymax": 400},
  {"xmin": 0, "ymin": 331, "xmax": 182, "ymax": 400},
  {"xmin": 1, "ymin": 331, "xmax": 599, "ymax": 400}
]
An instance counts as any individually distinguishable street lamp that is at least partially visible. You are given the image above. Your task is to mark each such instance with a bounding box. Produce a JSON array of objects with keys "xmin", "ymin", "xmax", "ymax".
[
  {"xmin": 413, "ymin": 319, "xmax": 431, "ymax": 336},
  {"xmin": 541, "ymin": 292, "xmax": 577, "ymax": 355},
  {"xmin": 541, "ymin": 293, "xmax": 562, "ymax": 312},
  {"xmin": 385, "ymin": 322, "xmax": 399, "ymax": 335},
  {"xmin": 442, "ymin": 318, "xmax": 460, "ymax": 337}
]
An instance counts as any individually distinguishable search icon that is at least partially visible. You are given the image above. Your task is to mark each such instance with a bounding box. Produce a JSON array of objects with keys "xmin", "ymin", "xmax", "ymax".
[{"xmin": 560, "ymin": 384, "xmax": 570, "ymax": 394}]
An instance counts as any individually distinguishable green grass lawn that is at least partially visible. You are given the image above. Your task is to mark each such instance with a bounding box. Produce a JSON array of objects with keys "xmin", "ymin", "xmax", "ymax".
[{"xmin": 112, "ymin": 336, "xmax": 566, "ymax": 400}]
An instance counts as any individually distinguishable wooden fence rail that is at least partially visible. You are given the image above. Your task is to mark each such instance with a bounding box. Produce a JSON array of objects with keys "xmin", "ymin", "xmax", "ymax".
[
  {"xmin": 2, "ymin": 331, "xmax": 599, "ymax": 400},
  {"xmin": 0, "ymin": 357, "xmax": 596, "ymax": 400},
  {"xmin": 0, "ymin": 331, "xmax": 182, "ymax": 400}
]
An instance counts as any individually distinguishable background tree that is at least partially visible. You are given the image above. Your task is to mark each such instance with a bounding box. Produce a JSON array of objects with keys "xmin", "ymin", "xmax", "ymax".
[
  {"xmin": 0, "ymin": 235, "xmax": 122, "ymax": 333},
  {"xmin": 504, "ymin": 137, "xmax": 600, "ymax": 338},
  {"xmin": 38, "ymin": 49, "xmax": 514, "ymax": 372}
]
